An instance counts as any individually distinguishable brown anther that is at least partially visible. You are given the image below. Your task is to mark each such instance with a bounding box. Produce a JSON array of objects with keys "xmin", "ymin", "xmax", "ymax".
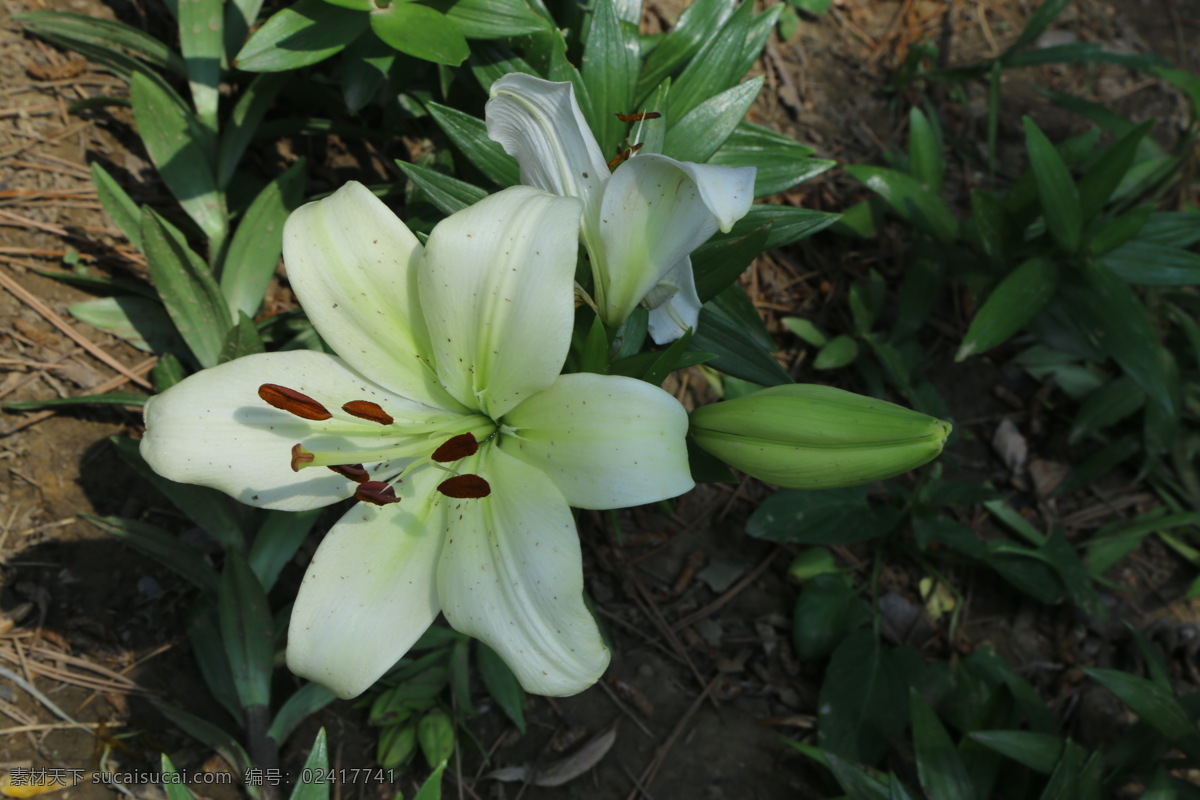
[
  {"xmin": 342, "ymin": 400, "xmax": 394, "ymax": 425},
  {"xmin": 431, "ymin": 433, "xmax": 479, "ymax": 463},
  {"xmin": 607, "ymin": 142, "xmax": 644, "ymax": 171},
  {"xmin": 290, "ymin": 444, "xmax": 314, "ymax": 472},
  {"xmin": 355, "ymin": 481, "xmax": 401, "ymax": 506},
  {"xmin": 437, "ymin": 474, "xmax": 491, "ymax": 499},
  {"xmin": 615, "ymin": 111, "xmax": 660, "ymax": 123},
  {"xmin": 328, "ymin": 463, "xmax": 370, "ymax": 483},
  {"xmin": 259, "ymin": 384, "xmax": 331, "ymax": 421}
]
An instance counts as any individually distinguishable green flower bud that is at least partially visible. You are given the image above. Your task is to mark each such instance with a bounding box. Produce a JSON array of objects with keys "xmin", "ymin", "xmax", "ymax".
[{"xmin": 689, "ymin": 385, "xmax": 951, "ymax": 488}]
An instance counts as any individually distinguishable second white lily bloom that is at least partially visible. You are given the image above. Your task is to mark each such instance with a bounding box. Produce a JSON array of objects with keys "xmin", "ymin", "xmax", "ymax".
[
  {"xmin": 486, "ymin": 73, "xmax": 757, "ymax": 343},
  {"xmin": 139, "ymin": 183, "xmax": 694, "ymax": 699}
]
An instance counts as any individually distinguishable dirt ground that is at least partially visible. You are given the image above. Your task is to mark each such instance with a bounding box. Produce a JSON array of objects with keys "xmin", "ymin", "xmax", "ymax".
[{"xmin": 1, "ymin": 0, "xmax": 1199, "ymax": 797}]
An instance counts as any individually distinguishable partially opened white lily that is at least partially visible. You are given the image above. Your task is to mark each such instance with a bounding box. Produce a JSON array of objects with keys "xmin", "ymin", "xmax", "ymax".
[
  {"xmin": 139, "ymin": 183, "xmax": 693, "ymax": 698},
  {"xmin": 486, "ymin": 73, "xmax": 757, "ymax": 343}
]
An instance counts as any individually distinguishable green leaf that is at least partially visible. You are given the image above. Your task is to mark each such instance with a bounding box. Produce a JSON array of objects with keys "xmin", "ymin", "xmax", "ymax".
[
  {"xmin": 153, "ymin": 699, "xmax": 251, "ymax": 774},
  {"xmin": 427, "ymin": 103, "xmax": 519, "ymax": 187},
  {"xmin": 218, "ymin": 312, "xmax": 265, "ymax": 362},
  {"xmin": 956, "ymin": 257, "xmax": 1059, "ymax": 361},
  {"xmin": 781, "ymin": 316, "xmax": 827, "ymax": 347},
  {"xmin": 822, "ymin": 751, "xmax": 892, "ymax": 800},
  {"xmin": 83, "ymin": 514, "xmax": 217, "ymax": 592},
  {"xmin": 664, "ymin": 76, "xmax": 762, "ymax": 164},
  {"xmin": 581, "ymin": 0, "xmax": 639, "ymax": 154},
  {"xmin": 110, "ymin": 435, "xmax": 247, "ymax": 551},
  {"xmin": 910, "ymin": 690, "xmax": 976, "ymax": 800},
  {"xmin": 289, "ymin": 729, "xmax": 330, "ymax": 800},
  {"xmin": 664, "ymin": 1, "xmax": 754, "ymax": 121},
  {"xmin": 225, "ymin": 0, "xmax": 266, "ymax": 63},
  {"xmin": 747, "ymin": 486, "xmax": 900, "ymax": 545},
  {"xmin": 217, "ymin": 73, "xmax": 290, "ymax": 187},
  {"xmin": 340, "ymin": 32, "xmax": 395, "ymax": 113},
  {"xmin": 439, "ymin": 0, "xmax": 548, "ymax": 38},
  {"xmin": 1023, "ymin": 117, "xmax": 1082, "ymax": 253},
  {"xmin": 1100, "ymin": 241, "xmax": 1200, "ymax": 286},
  {"xmin": 177, "ymin": 0, "xmax": 224, "ymax": 131},
  {"xmin": 1077, "ymin": 120, "xmax": 1153, "ymax": 221},
  {"xmin": 1069, "ymin": 375, "xmax": 1144, "ymax": 443},
  {"xmin": 814, "ymin": 335, "xmax": 859, "ymax": 370},
  {"xmin": 1085, "ymin": 668, "xmax": 1200, "ymax": 759},
  {"xmin": 370, "ymin": 3, "xmax": 468, "ymax": 65},
  {"xmin": 819, "ymin": 631, "xmax": 918, "ymax": 763},
  {"xmin": 248, "ymin": 508, "xmax": 321, "ymax": 592},
  {"xmin": 477, "ymin": 642, "xmax": 526, "ymax": 732},
  {"xmin": 130, "ymin": 72, "xmax": 226, "ymax": 244},
  {"xmin": 219, "ymin": 552, "xmax": 274, "ymax": 709},
  {"xmin": 235, "ymin": 0, "xmax": 369, "ymax": 71},
  {"xmin": 967, "ymin": 731, "xmax": 1064, "ymax": 774},
  {"xmin": 3, "ymin": 392, "xmax": 146, "ymax": 411},
  {"xmin": 1000, "ymin": 0, "xmax": 1070, "ymax": 56},
  {"xmin": 186, "ymin": 600, "xmax": 244, "ymax": 725},
  {"xmin": 1089, "ymin": 204, "xmax": 1156, "ymax": 256},
  {"xmin": 160, "ymin": 754, "xmax": 202, "ymax": 800},
  {"xmin": 69, "ymin": 295, "xmax": 182, "ymax": 355},
  {"xmin": 726, "ymin": 204, "xmax": 840, "ymax": 249},
  {"xmin": 221, "ymin": 159, "xmax": 307, "ymax": 318},
  {"xmin": 907, "ymin": 107, "xmax": 943, "ymax": 192},
  {"xmin": 968, "ymin": 189, "xmax": 1014, "ymax": 266},
  {"xmin": 792, "ymin": 574, "xmax": 871, "ymax": 660},
  {"xmin": 90, "ymin": 162, "xmax": 143, "ymax": 250},
  {"xmin": 691, "ymin": 223, "xmax": 770, "ymax": 303},
  {"xmin": 395, "ymin": 161, "xmax": 487, "ymax": 216},
  {"xmin": 140, "ymin": 207, "xmax": 233, "ymax": 368},
  {"xmin": 268, "ymin": 683, "xmax": 336, "ymax": 745},
  {"xmin": 1064, "ymin": 261, "xmax": 1177, "ymax": 417},
  {"xmin": 708, "ymin": 121, "xmax": 832, "ymax": 197},
  {"xmin": 1137, "ymin": 211, "xmax": 1200, "ymax": 248},
  {"xmin": 413, "ymin": 760, "xmax": 448, "ymax": 800},
  {"xmin": 845, "ymin": 165, "xmax": 957, "ymax": 243},
  {"xmin": 16, "ymin": 12, "xmax": 186, "ymax": 77},
  {"xmin": 689, "ymin": 283, "xmax": 791, "ymax": 386},
  {"xmin": 636, "ymin": 0, "xmax": 733, "ymax": 101}
]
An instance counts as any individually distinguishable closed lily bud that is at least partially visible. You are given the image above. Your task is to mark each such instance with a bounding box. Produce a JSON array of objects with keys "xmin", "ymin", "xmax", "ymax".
[{"xmin": 689, "ymin": 385, "xmax": 951, "ymax": 488}]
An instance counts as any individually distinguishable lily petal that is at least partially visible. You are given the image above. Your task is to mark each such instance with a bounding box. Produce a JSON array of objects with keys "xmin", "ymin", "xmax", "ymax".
[
  {"xmin": 644, "ymin": 256, "xmax": 702, "ymax": 344},
  {"xmin": 486, "ymin": 74, "xmax": 610, "ymax": 211},
  {"xmin": 419, "ymin": 186, "xmax": 581, "ymax": 419},
  {"xmin": 437, "ymin": 447, "xmax": 609, "ymax": 695},
  {"xmin": 594, "ymin": 155, "xmax": 753, "ymax": 326},
  {"xmin": 287, "ymin": 470, "xmax": 445, "ymax": 698},
  {"xmin": 140, "ymin": 351, "xmax": 440, "ymax": 510},
  {"xmin": 283, "ymin": 182, "xmax": 461, "ymax": 411},
  {"xmin": 500, "ymin": 373, "xmax": 694, "ymax": 510}
]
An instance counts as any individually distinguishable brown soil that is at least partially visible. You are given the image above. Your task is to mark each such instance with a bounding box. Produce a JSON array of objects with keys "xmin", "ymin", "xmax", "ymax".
[{"xmin": 1, "ymin": 0, "xmax": 1199, "ymax": 798}]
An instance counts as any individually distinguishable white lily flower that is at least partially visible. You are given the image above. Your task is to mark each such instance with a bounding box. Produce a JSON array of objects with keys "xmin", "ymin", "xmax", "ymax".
[
  {"xmin": 486, "ymin": 72, "xmax": 757, "ymax": 343},
  {"xmin": 139, "ymin": 182, "xmax": 694, "ymax": 698}
]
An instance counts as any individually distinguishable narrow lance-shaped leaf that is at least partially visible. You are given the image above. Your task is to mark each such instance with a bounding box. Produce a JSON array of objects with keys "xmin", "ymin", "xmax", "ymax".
[
  {"xmin": 427, "ymin": 103, "xmax": 519, "ymax": 187},
  {"xmin": 370, "ymin": 3, "xmax": 468, "ymax": 66},
  {"xmin": 177, "ymin": 0, "xmax": 224, "ymax": 132},
  {"xmin": 908, "ymin": 107, "xmax": 944, "ymax": 192},
  {"xmin": 83, "ymin": 514, "xmax": 218, "ymax": 593},
  {"xmin": 217, "ymin": 73, "xmax": 289, "ymax": 188},
  {"xmin": 289, "ymin": 729, "xmax": 330, "ymax": 800},
  {"xmin": 845, "ymin": 165, "xmax": 957, "ymax": 244},
  {"xmin": 910, "ymin": 689, "xmax": 977, "ymax": 800},
  {"xmin": 235, "ymin": 0, "xmax": 369, "ymax": 72},
  {"xmin": 664, "ymin": 76, "xmax": 762, "ymax": 164},
  {"xmin": 218, "ymin": 552, "xmax": 274, "ymax": 710},
  {"xmin": 140, "ymin": 206, "xmax": 233, "ymax": 369},
  {"xmin": 130, "ymin": 72, "xmax": 226, "ymax": 246},
  {"xmin": 1023, "ymin": 116, "xmax": 1082, "ymax": 253},
  {"xmin": 957, "ymin": 257, "xmax": 1060, "ymax": 361},
  {"xmin": 581, "ymin": 0, "xmax": 639, "ymax": 154},
  {"xmin": 221, "ymin": 158, "xmax": 307, "ymax": 318}
]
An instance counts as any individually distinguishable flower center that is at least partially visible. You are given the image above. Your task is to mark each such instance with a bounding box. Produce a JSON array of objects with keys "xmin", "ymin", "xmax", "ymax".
[{"xmin": 258, "ymin": 383, "xmax": 497, "ymax": 506}]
